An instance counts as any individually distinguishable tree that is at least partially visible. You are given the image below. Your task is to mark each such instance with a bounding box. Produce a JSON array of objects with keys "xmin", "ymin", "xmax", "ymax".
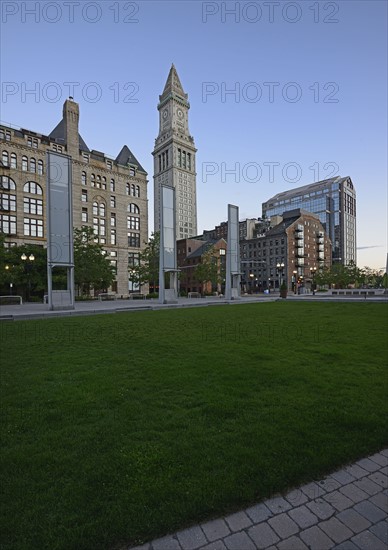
[
  {"xmin": 194, "ymin": 246, "xmax": 225, "ymax": 294},
  {"xmin": 131, "ymin": 232, "xmax": 160, "ymax": 293},
  {"xmin": 73, "ymin": 226, "xmax": 115, "ymax": 295}
]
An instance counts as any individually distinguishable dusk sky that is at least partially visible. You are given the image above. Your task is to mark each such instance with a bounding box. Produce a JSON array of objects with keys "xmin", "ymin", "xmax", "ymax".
[{"xmin": 1, "ymin": 0, "xmax": 387, "ymax": 269}]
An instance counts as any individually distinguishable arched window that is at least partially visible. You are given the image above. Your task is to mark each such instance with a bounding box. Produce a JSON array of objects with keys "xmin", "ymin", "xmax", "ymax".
[
  {"xmin": 136, "ymin": 185, "xmax": 140, "ymax": 197},
  {"xmin": 102, "ymin": 177, "xmax": 107, "ymax": 190},
  {"xmin": 82, "ymin": 171, "xmax": 87, "ymax": 185},
  {"xmin": 22, "ymin": 156, "xmax": 28, "ymax": 171},
  {"xmin": 110, "ymin": 178, "xmax": 115, "ymax": 192},
  {"xmin": 96, "ymin": 175, "xmax": 101, "ymax": 188},
  {"xmin": 91, "ymin": 174, "xmax": 96, "ymax": 187},
  {"xmin": 24, "ymin": 181, "xmax": 43, "ymax": 195},
  {"xmin": 2, "ymin": 151, "xmax": 9, "ymax": 166},
  {"xmin": 99, "ymin": 203, "xmax": 106, "ymax": 217},
  {"xmin": 93, "ymin": 201, "xmax": 98, "ymax": 215},
  {"xmin": 126, "ymin": 183, "xmax": 130, "ymax": 195},
  {"xmin": 37, "ymin": 160, "xmax": 44, "ymax": 175},
  {"xmin": 1, "ymin": 176, "xmax": 16, "ymax": 191},
  {"xmin": 127, "ymin": 203, "xmax": 140, "ymax": 214},
  {"xmin": 131, "ymin": 184, "xmax": 135, "ymax": 196},
  {"xmin": 30, "ymin": 158, "xmax": 36, "ymax": 173},
  {"xmin": 10, "ymin": 153, "xmax": 17, "ymax": 169}
]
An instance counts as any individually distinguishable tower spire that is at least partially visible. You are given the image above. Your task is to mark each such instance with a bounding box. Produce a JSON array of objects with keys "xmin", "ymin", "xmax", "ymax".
[{"xmin": 160, "ymin": 64, "xmax": 188, "ymax": 103}]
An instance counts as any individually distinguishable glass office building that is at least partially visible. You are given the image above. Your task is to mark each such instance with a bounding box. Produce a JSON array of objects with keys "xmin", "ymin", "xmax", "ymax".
[{"xmin": 262, "ymin": 176, "xmax": 356, "ymax": 264}]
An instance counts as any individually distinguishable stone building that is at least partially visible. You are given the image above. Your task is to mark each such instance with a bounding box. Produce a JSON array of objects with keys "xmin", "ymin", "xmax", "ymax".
[
  {"xmin": 153, "ymin": 65, "xmax": 198, "ymax": 240},
  {"xmin": 0, "ymin": 98, "xmax": 148, "ymax": 296}
]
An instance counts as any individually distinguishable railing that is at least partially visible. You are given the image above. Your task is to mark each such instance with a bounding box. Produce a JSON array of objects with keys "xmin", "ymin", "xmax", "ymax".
[{"xmin": 128, "ymin": 293, "xmax": 145, "ymax": 300}]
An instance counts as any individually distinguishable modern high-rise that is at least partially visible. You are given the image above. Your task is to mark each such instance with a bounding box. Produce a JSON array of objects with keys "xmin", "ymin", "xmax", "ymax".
[
  {"xmin": 262, "ymin": 176, "xmax": 356, "ymax": 265},
  {"xmin": 153, "ymin": 65, "xmax": 198, "ymax": 239},
  {"xmin": 0, "ymin": 98, "xmax": 148, "ymax": 296}
]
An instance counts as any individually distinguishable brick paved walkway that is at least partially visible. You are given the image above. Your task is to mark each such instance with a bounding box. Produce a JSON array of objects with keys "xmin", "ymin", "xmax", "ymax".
[{"xmin": 129, "ymin": 449, "xmax": 387, "ymax": 550}]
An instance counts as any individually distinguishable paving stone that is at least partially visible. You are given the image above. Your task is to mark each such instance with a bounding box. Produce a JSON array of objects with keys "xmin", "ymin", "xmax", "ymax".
[
  {"xmin": 369, "ymin": 491, "xmax": 388, "ymax": 513},
  {"xmin": 288, "ymin": 504, "xmax": 318, "ymax": 529},
  {"xmin": 368, "ymin": 471, "xmax": 388, "ymax": 489},
  {"xmin": 369, "ymin": 520, "xmax": 388, "ymax": 545},
  {"xmin": 317, "ymin": 475, "xmax": 341, "ymax": 493},
  {"xmin": 200, "ymin": 519, "xmax": 230, "ymax": 542},
  {"xmin": 152, "ymin": 535, "xmax": 181, "ymax": 550},
  {"xmin": 368, "ymin": 453, "xmax": 388, "ymax": 468},
  {"xmin": 331, "ymin": 469, "xmax": 357, "ymax": 485},
  {"xmin": 356, "ymin": 458, "xmax": 381, "ymax": 472},
  {"xmin": 245, "ymin": 502, "xmax": 272, "ymax": 524},
  {"xmin": 277, "ymin": 535, "xmax": 309, "ymax": 550},
  {"xmin": 300, "ymin": 481, "xmax": 326, "ymax": 499},
  {"xmin": 353, "ymin": 500, "xmax": 386, "ymax": 523},
  {"xmin": 319, "ymin": 517, "xmax": 353, "ymax": 543},
  {"xmin": 345, "ymin": 464, "xmax": 369, "ymax": 479},
  {"xmin": 284, "ymin": 488, "xmax": 308, "ymax": 507},
  {"xmin": 380, "ymin": 449, "xmax": 388, "ymax": 458},
  {"xmin": 334, "ymin": 542, "xmax": 360, "ymax": 550},
  {"xmin": 299, "ymin": 525, "xmax": 334, "ymax": 549},
  {"xmin": 380, "ymin": 466, "xmax": 388, "ymax": 475},
  {"xmin": 268, "ymin": 512, "xmax": 299, "ymax": 539},
  {"xmin": 323, "ymin": 490, "xmax": 354, "ymax": 511},
  {"xmin": 306, "ymin": 498, "xmax": 335, "ymax": 520},
  {"xmin": 176, "ymin": 526, "xmax": 207, "ymax": 550},
  {"xmin": 247, "ymin": 523, "xmax": 280, "ymax": 549},
  {"xmin": 351, "ymin": 529, "xmax": 387, "ymax": 550},
  {"xmin": 354, "ymin": 477, "xmax": 381, "ymax": 496},
  {"xmin": 224, "ymin": 511, "xmax": 252, "ymax": 532},
  {"xmin": 339, "ymin": 483, "xmax": 369, "ymax": 504},
  {"xmin": 130, "ymin": 544, "xmax": 151, "ymax": 550},
  {"xmin": 337, "ymin": 508, "xmax": 371, "ymax": 533},
  {"xmin": 199, "ymin": 541, "xmax": 227, "ymax": 550},
  {"xmin": 265, "ymin": 495, "xmax": 292, "ymax": 514},
  {"xmin": 223, "ymin": 531, "xmax": 256, "ymax": 550}
]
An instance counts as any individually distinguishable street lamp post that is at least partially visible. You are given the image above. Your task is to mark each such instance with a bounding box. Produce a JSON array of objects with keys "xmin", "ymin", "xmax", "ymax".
[
  {"xmin": 293, "ymin": 269, "xmax": 298, "ymax": 294},
  {"xmin": 21, "ymin": 253, "xmax": 35, "ymax": 302},
  {"xmin": 276, "ymin": 261, "xmax": 285, "ymax": 288},
  {"xmin": 249, "ymin": 272, "xmax": 254, "ymax": 294},
  {"xmin": 310, "ymin": 266, "xmax": 317, "ymax": 295}
]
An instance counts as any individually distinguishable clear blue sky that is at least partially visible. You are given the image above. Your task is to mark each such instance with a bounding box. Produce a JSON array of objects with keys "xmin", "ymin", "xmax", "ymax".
[{"xmin": 1, "ymin": 0, "xmax": 387, "ymax": 269}]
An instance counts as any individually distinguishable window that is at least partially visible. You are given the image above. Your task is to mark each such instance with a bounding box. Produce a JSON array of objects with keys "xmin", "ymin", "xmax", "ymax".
[
  {"xmin": 128, "ymin": 232, "xmax": 140, "ymax": 247},
  {"xmin": 107, "ymin": 160, "xmax": 112, "ymax": 170},
  {"xmin": 99, "ymin": 203, "xmax": 106, "ymax": 217},
  {"xmin": 82, "ymin": 208, "xmax": 88, "ymax": 223},
  {"xmin": 82, "ymin": 153, "xmax": 89, "ymax": 163},
  {"xmin": 91, "ymin": 174, "xmax": 96, "ymax": 187},
  {"xmin": 93, "ymin": 201, "xmax": 98, "ymax": 215},
  {"xmin": 127, "ymin": 216, "xmax": 140, "ymax": 230},
  {"xmin": 110, "ymin": 195, "xmax": 116, "ymax": 208},
  {"xmin": 129, "ymin": 167, "xmax": 136, "ymax": 177},
  {"xmin": 33, "ymin": 138, "xmax": 38, "ymax": 148},
  {"xmin": 1, "ymin": 192, "xmax": 16, "ymax": 212},
  {"xmin": 128, "ymin": 252, "xmax": 140, "ymax": 267},
  {"xmin": 127, "ymin": 203, "xmax": 140, "ymax": 214},
  {"xmin": 126, "ymin": 183, "xmax": 130, "ymax": 195},
  {"xmin": 136, "ymin": 185, "xmax": 140, "ymax": 198},
  {"xmin": 110, "ymin": 178, "xmax": 115, "ymax": 192},
  {"xmin": 24, "ymin": 181, "xmax": 43, "ymax": 195},
  {"xmin": 82, "ymin": 190, "xmax": 88, "ymax": 202},
  {"xmin": 30, "ymin": 158, "xmax": 36, "ymax": 173},
  {"xmin": 110, "ymin": 213, "xmax": 116, "ymax": 227},
  {"xmin": 2, "ymin": 151, "xmax": 9, "ymax": 166},
  {"xmin": 110, "ymin": 260, "xmax": 117, "ymax": 274},
  {"xmin": 102, "ymin": 177, "xmax": 106, "ymax": 190},
  {"xmin": 96, "ymin": 175, "xmax": 101, "ymax": 188},
  {"xmin": 131, "ymin": 184, "xmax": 135, "ymax": 196},
  {"xmin": 110, "ymin": 229, "xmax": 116, "ymax": 245},
  {"xmin": 22, "ymin": 156, "xmax": 28, "ymax": 171},
  {"xmin": 82, "ymin": 171, "xmax": 87, "ymax": 185},
  {"xmin": 37, "ymin": 160, "xmax": 44, "ymax": 175},
  {"xmin": 1, "ymin": 176, "xmax": 16, "ymax": 191},
  {"xmin": 24, "ymin": 197, "xmax": 43, "ymax": 215},
  {"xmin": 24, "ymin": 217, "xmax": 43, "ymax": 237},
  {"xmin": 27, "ymin": 137, "xmax": 33, "ymax": 147},
  {"xmin": 187, "ymin": 153, "xmax": 191, "ymax": 171},
  {"xmin": 10, "ymin": 153, "xmax": 17, "ymax": 168},
  {"xmin": 0, "ymin": 214, "xmax": 16, "ymax": 234},
  {"xmin": 0, "ymin": 129, "xmax": 11, "ymax": 141}
]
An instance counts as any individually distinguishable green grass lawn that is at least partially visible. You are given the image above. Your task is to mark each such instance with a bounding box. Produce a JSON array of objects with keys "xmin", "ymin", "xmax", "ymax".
[{"xmin": 1, "ymin": 302, "xmax": 387, "ymax": 550}]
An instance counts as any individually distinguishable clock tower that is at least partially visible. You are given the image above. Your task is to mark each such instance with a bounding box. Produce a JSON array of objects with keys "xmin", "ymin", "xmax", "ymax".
[{"xmin": 153, "ymin": 64, "xmax": 198, "ymax": 239}]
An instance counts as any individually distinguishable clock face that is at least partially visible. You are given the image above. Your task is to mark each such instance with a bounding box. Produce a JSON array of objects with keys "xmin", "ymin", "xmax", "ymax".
[
  {"xmin": 163, "ymin": 109, "xmax": 168, "ymax": 119},
  {"xmin": 177, "ymin": 108, "xmax": 183, "ymax": 119}
]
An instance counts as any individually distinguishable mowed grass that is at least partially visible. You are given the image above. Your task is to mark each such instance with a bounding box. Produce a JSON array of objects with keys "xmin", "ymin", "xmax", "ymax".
[{"xmin": 1, "ymin": 302, "xmax": 387, "ymax": 550}]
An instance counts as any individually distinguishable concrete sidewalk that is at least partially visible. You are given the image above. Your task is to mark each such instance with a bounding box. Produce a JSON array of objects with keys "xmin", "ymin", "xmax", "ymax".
[{"xmin": 129, "ymin": 450, "xmax": 388, "ymax": 550}]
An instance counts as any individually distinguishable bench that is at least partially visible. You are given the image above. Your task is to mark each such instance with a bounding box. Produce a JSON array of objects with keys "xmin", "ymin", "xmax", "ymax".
[
  {"xmin": 188, "ymin": 292, "xmax": 202, "ymax": 298},
  {"xmin": 129, "ymin": 293, "xmax": 145, "ymax": 300},
  {"xmin": 98, "ymin": 293, "xmax": 117, "ymax": 301},
  {"xmin": 0, "ymin": 295, "xmax": 23, "ymax": 305}
]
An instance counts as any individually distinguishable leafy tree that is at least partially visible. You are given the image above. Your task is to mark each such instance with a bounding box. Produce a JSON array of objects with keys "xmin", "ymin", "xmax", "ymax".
[
  {"xmin": 131, "ymin": 232, "xmax": 160, "ymax": 292},
  {"xmin": 194, "ymin": 246, "xmax": 225, "ymax": 294},
  {"xmin": 73, "ymin": 226, "xmax": 115, "ymax": 295}
]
